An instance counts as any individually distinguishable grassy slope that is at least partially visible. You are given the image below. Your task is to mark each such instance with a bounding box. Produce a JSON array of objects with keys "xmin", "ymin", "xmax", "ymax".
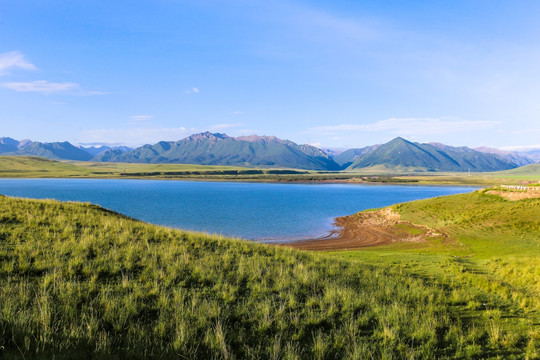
[
  {"xmin": 0, "ymin": 156, "xmax": 95, "ymax": 177},
  {"xmin": 0, "ymin": 156, "xmax": 309, "ymax": 179},
  {"xmin": 337, "ymin": 190, "xmax": 540, "ymax": 358},
  {"xmin": 484, "ymin": 164, "xmax": 540, "ymax": 180},
  {"xmin": 347, "ymin": 138, "xmax": 518, "ymax": 173},
  {"xmin": 2, "ymin": 155, "xmax": 540, "ymax": 185},
  {"xmin": 0, "ymin": 195, "xmax": 538, "ymax": 359}
]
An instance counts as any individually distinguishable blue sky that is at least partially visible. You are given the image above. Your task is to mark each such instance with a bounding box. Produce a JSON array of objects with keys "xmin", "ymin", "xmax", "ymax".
[{"xmin": 1, "ymin": 0, "xmax": 539, "ymax": 149}]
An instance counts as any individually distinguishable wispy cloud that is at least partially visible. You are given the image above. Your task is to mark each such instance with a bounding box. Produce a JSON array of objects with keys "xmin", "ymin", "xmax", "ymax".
[
  {"xmin": 1, "ymin": 80, "xmax": 108, "ymax": 95},
  {"xmin": 511, "ymin": 128, "xmax": 540, "ymax": 135},
  {"xmin": 185, "ymin": 87, "xmax": 200, "ymax": 94},
  {"xmin": 128, "ymin": 115, "xmax": 154, "ymax": 124},
  {"xmin": 307, "ymin": 118, "xmax": 499, "ymax": 136},
  {"xmin": 500, "ymin": 144, "xmax": 540, "ymax": 151},
  {"xmin": 0, "ymin": 51, "xmax": 36, "ymax": 75},
  {"xmin": 129, "ymin": 115, "xmax": 154, "ymax": 121},
  {"xmin": 250, "ymin": 1, "xmax": 382, "ymax": 62},
  {"xmin": 285, "ymin": 2, "xmax": 379, "ymax": 44},
  {"xmin": 2, "ymin": 80, "xmax": 79, "ymax": 93},
  {"xmin": 77, "ymin": 127, "xmax": 195, "ymax": 147}
]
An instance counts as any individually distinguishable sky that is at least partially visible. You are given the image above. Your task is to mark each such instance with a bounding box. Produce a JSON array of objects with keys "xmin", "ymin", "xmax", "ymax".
[{"xmin": 1, "ymin": 0, "xmax": 540, "ymax": 150}]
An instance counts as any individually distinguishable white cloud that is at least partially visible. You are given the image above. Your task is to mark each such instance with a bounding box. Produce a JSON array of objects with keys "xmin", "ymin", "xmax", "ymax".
[
  {"xmin": 2, "ymin": 80, "xmax": 79, "ymax": 93},
  {"xmin": 307, "ymin": 118, "xmax": 499, "ymax": 136},
  {"xmin": 1, "ymin": 80, "xmax": 108, "ymax": 95},
  {"xmin": 0, "ymin": 51, "xmax": 107, "ymax": 96},
  {"xmin": 185, "ymin": 87, "xmax": 200, "ymax": 94},
  {"xmin": 0, "ymin": 51, "xmax": 36, "ymax": 75}
]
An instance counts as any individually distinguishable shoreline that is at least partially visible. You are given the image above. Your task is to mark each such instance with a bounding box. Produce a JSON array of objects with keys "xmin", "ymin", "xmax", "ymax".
[{"xmin": 284, "ymin": 208, "xmax": 438, "ymax": 251}]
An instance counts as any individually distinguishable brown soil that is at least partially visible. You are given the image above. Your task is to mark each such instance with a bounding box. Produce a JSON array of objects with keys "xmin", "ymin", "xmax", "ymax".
[
  {"xmin": 486, "ymin": 190, "xmax": 540, "ymax": 201},
  {"xmin": 286, "ymin": 208, "xmax": 438, "ymax": 251}
]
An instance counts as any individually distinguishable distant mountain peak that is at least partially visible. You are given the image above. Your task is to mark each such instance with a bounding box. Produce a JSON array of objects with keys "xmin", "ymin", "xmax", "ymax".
[
  {"xmin": 17, "ymin": 139, "xmax": 34, "ymax": 148},
  {"xmin": 0, "ymin": 137, "xmax": 19, "ymax": 147},
  {"xmin": 236, "ymin": 135, "xmax": 285, "ymax": 144},
  {"xmin": 0, "ymin": 134, "xmax": 532, "ymax": 171},
  {"xmin": 92, "ymin": 132, "xmax": 340, "ymax": 170},
  {"xmin": 347, "ymin": 137, "xmax": 523, "ymax": 172},
  {"xmin": 386, "ymin": 137, "xmax": 413, "ymax": 146},
  {"xmin": 186, "ymin": 132, "xmax": 230, "ymax": 142}
]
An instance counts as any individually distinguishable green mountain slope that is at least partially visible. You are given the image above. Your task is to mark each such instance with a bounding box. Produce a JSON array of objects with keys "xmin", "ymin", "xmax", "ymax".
[
  {"xmin": 95, "ymin": 132, "xmax": 340, "ymax": 170},
  {"xmin": 14, "ymin": 141, "xmax": 93, "ymax": 161},
  {"xmin": 486, "ymin": 163, "xmax": 540, "ymax": 180},
  {"xmin": 333, "ymin": 145, "xmax": 379, "ymax": 168},
  {"xmin": 475, "ymin": 146, "xmax": 534, "ymax": 167},
  {"xmin": 347, "ymin": 137, "xmax": 519, "ymax": 172}
]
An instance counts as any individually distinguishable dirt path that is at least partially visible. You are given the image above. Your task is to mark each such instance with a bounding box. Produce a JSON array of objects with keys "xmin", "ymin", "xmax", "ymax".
[{"xmin": 285, "ymin": 208, "xmax": 432, "ymax": 251}]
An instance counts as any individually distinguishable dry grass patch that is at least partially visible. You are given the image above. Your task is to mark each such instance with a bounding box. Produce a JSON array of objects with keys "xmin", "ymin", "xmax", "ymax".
[{"xmin": 486, "ymin": 190, "xmax": 540, "ymax": 201}]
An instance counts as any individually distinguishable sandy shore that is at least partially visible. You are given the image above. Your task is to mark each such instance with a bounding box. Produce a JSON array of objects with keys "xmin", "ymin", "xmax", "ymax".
[{"xmin": 285, "ymin": 208, "xmax": 434, "ymax": 251}]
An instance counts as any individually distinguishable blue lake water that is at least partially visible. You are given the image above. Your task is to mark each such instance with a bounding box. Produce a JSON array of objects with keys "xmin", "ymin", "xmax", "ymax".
[{"xmin": 0, "ymin": 179, "xmax": 477, "ymax": 241}]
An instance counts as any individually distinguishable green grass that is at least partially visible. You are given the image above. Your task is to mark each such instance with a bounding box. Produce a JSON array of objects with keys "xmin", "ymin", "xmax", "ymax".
[
  {"xmin": 0, "ymin": 156, "xmax": 307, "ymax": 179},
  {"xmin": 484, "ymin": 164, "xmax": 540, "ymax": 181},
  {"xmin": 334, "ymin": 189, "xmax": 540, "ymax": 359},
  {"xmin": 0, "ymin": 194, "xmax": 538, "ymax": 359},
  {"xmin": 394, "ymin": 190, "xmax": 540, "ymax": 258},
  {"xmin": 3, "ymin": 155, "xmax": 540, "ymax": 186},
  {"xmin": 0, "ymin": 156, "xmax": 96, "ymax": 177}
]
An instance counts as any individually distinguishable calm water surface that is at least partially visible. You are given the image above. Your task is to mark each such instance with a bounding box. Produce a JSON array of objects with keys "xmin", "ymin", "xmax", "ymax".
[{"xmin": 0, "ymin": 179, "xmax": 476, "ymax": 241}]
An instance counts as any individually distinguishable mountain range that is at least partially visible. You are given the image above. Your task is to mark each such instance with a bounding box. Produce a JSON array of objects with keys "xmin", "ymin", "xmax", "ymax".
[
  {"xmin": 0, "ymin": 134, "xmax": 536, "ymax": 172},
  {"xmin": 0, "ymin": 137, "xmax": 131, "ymax": 161},
  {"xmin": 345, "ymin": 137, "xmax": 524, "ymax": 172},
  {"xmin": 93, "ymin": 132, "xmax": 339, "ymax": 170}
]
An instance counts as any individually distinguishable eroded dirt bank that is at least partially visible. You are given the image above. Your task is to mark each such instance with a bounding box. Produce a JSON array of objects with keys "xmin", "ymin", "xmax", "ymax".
[{"xmin": 286, "ymin": 208, "xmax": 439, "ymax": 251}]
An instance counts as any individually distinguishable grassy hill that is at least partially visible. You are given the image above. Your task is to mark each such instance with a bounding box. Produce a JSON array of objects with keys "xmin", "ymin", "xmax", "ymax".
[
  {"xmin": 338, "ymin": 189, "xmax": 540, "ymax": 358},
  {"xmin": 0, "ymin": 156, "xmax": 309, "ymax": 179},
  {"xmin": 1, "ymin": 155, "xmax": 538, "ymax": 187},
  {"xmin": 484, "ymin": 164, "xmax": 540, "ymax": 180},
  {"xmin": 332, "ymin": 146, "xmax": 379, "ymax": 168},
  {"xmin": 0, "ymin": 156, "xmax": 95, "ymax": 177},
  {"xmin": 0, "ymin": 192, "xmax": 538, "ymax": 358}
]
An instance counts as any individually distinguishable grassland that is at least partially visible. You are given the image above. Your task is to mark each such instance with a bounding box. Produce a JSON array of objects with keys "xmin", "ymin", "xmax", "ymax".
[
  {"xmin": 0, "ymin": 156, "xmax": 309, "ymax": 179},
  {"xmin": 336, "ymin": 189, "xmax": 540, "ymax": 358},
  {"xmin": 484, "ymin": 164, "xmax": 540, "ymax": 180},
  {"xmin": 1, "ymin": 155, "xmax": 539, "ymax": 185},
  {"xmin": 0, "ymin": 191, "xmax": 538, "ymax": 359}
]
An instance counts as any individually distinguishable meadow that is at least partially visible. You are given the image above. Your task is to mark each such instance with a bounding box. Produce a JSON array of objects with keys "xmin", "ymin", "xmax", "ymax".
[
  {"xmin": 1, "ymin": 155, "xmax": 539, "ymax": 185},
  {"xmin": 0, "ymin": 189, "xmax": 538, "ymax": 359}
]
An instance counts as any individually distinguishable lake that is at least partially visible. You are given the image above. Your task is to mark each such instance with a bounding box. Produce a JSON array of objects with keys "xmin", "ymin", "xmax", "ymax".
[{"xmin": 0, "ymin": 179, "xmax": 476, "ymax": 241}]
